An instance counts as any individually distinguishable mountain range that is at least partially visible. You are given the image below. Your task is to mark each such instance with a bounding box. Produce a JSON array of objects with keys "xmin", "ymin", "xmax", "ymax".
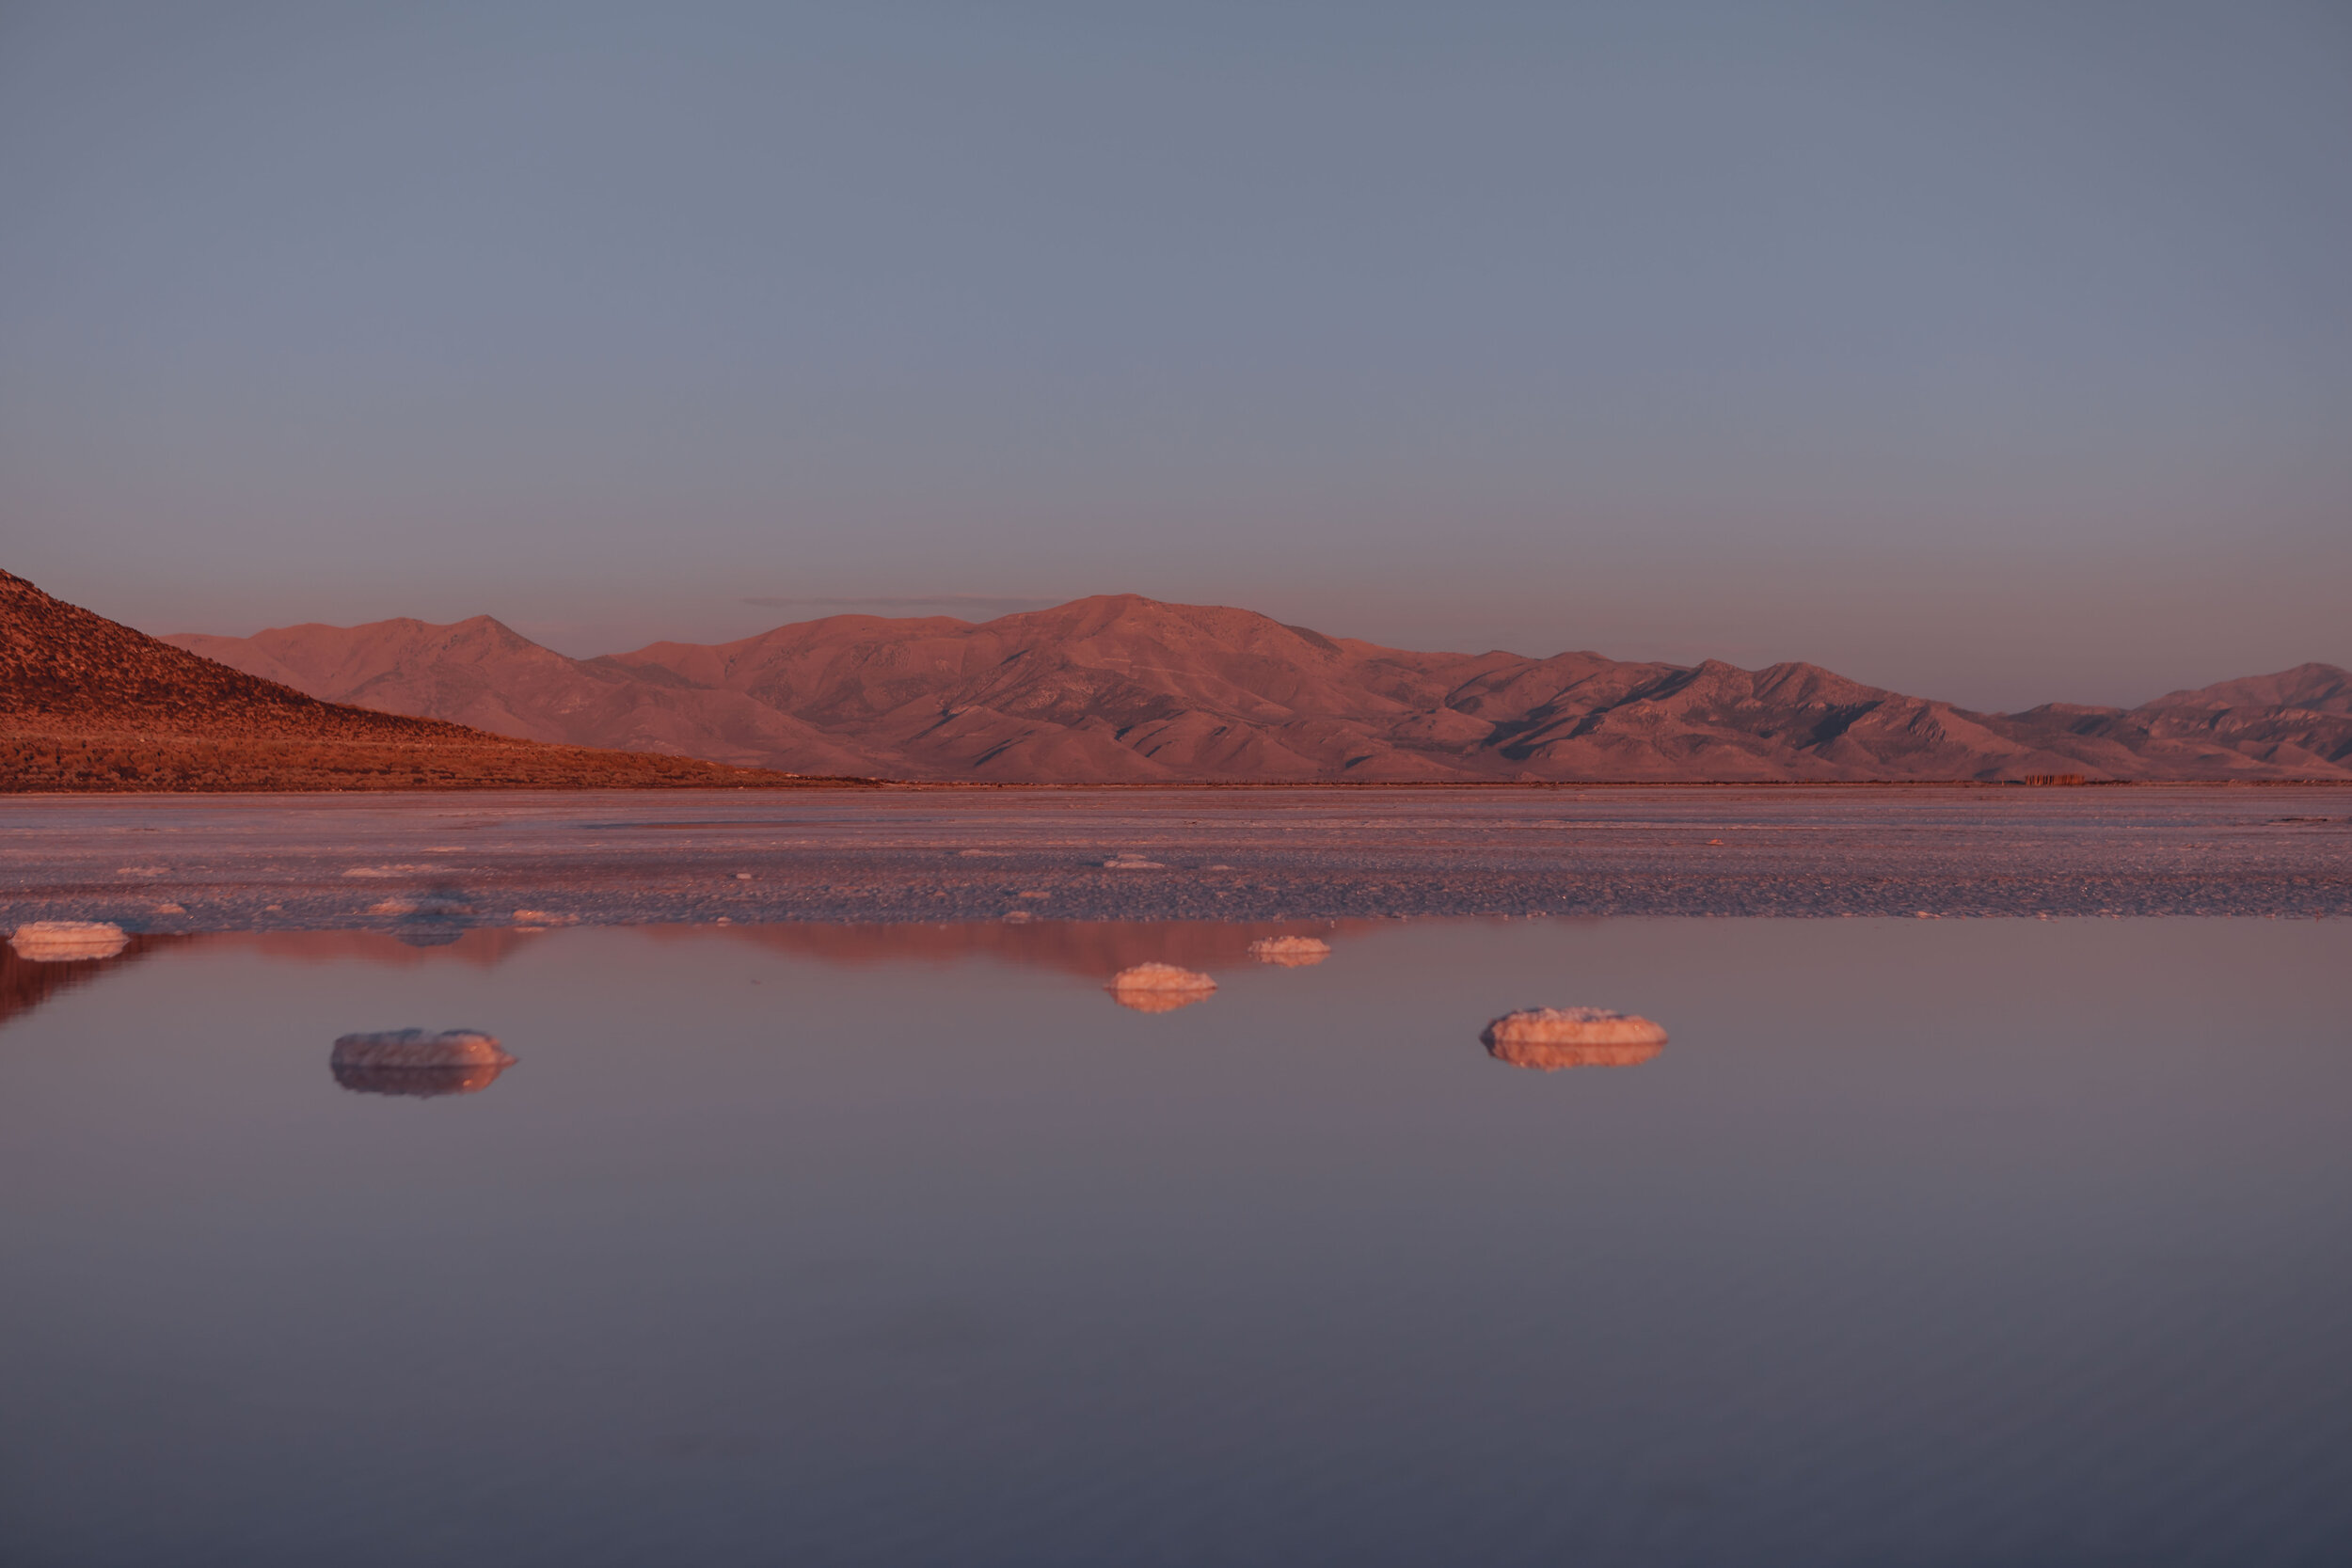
[
  {"xmin": 166, "ymin": 594, "xmax": 2352, "ymax": 782},
  {"xmin": 0, "ymin": 569, "xmax": 831, "ymax": 791}
]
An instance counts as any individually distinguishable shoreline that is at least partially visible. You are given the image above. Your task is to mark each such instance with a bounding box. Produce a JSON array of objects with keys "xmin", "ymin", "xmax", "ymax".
[
  {"xmin": 8, "ymin": 785, "xmax": 2345, "ymax": 927},
  {"xmin": 8, "ymin": 773, "xmax": 2349, "ymax": 799}
]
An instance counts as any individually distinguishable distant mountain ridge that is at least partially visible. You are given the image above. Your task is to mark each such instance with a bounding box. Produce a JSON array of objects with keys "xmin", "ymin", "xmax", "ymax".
[
  {"xmin": 165, "ymin": 593, "xmax": 2351, "ymax": 782},
  {"xmin": 168, "ymin": 615, "xmax": 890, "ymax": 777},
  {"xmin": 0, "ymin": 569, "xmax": 839, "ymax": 791}
]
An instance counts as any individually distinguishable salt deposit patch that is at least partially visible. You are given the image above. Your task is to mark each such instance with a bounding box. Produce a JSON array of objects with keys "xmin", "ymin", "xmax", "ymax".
[
  {"xmin": 9, "ymin": 921, "xmax": 129, "ymax": 961},
  {"xmin": 1110, "ymin": 962, "xmax": 1217, "ymax": 992},
  {"xmin": 342, "ymin": 864, "xmax": 438, "ymax": 879},
  {"xmin": 1108, "ymin": 962, "xmax": 1216, "ymax": 1013},
  {"xmin": 328, "ymin": 1033, "xmax": 515, "ymax": 1098},
  {"xmin": 1248, "ymin": 935, "xmax": 1331, "ymax": 967},
  {"xmin": 1481, "ymin": 1007, "xmax": 1666, "ymax": 1070},
  {"xmin": 1104, "ymin": 854, "xmax": 1165, "ymax": 869}
]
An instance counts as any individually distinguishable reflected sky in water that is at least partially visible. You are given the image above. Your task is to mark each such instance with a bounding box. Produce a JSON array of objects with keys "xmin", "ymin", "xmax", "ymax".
[{"xmin": 2, "ymin": 918, "xmax": 2348, "ymax": 1566}]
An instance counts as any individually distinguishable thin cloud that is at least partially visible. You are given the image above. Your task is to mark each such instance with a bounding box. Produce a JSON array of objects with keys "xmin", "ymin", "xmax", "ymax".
[{"xmin": 740, "ymin": 594, "xmax": 1057, "ymax": 615}]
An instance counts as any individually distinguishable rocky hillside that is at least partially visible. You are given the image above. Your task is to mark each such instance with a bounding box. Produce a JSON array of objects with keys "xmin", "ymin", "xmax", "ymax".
[
  {"xmin": 169, "ymin": 592, "xmax": 2351, "ymax": 783},
  {"xmin": 169, "ymin": 613, "xmax": 890, "ymax": 777},
  {"xmin": 1, "ymin": 570, "xmax": 860, "ymax": 791}
]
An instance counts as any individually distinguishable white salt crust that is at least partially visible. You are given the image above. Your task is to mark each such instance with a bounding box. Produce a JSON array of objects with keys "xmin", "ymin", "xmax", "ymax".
[
  {"xmin": 1248, "ymin": 935, "xmax": 1331, "ymax": 965},
  {"xmin": 1108, "ymin": 962, "xmax": 1217, "ymax": 992},
  {"xmin": 1106, "ymin": 961, "xmax": 1219, "ymax": 1014},
  {"xmin": 1480, "ymin": 1007, "xmax": 1667, "ymax": 1070},
  {"xmin": 8, "ymin": 921, "xmax": 130, "ymax": 961}
]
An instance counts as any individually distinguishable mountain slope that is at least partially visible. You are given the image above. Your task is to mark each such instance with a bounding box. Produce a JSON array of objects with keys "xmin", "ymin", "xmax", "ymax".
[
  {"xmin": 167, "ymin": 591, "xmax": 2352, "ymax": 783},
  {"xmin": 614, "ymin": 597, "xmax": 1488, "ymax": 780},
  {"xmin": 170, "ymin": 616, "xmax": 891, "ymax": 777},
  {"xmin": 2, "ymin": 571, "xmax": 852, "ymax": 791},
  {"xmin": 2000, "ymin": 667, "xmax": 2352, "ymax": 780},
  {"xmin": 2145, "ymin": 662, "xmax": 2352, "ymax": 717},
  {"xmin": 611, "ymin": 594, "xmax": 2348, "ymax": 781}
]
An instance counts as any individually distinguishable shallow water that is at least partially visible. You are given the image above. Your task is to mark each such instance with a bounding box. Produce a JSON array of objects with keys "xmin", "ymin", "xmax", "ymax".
[{"xmin": 3, "ymin": 917, "xmax": 2348, "ymax": 1566}]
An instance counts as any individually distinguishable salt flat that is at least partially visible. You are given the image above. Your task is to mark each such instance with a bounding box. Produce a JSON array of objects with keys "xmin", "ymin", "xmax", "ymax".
[{"xmin": 6, "ymin": 786, "xmax": 2346, "ymax": 929}]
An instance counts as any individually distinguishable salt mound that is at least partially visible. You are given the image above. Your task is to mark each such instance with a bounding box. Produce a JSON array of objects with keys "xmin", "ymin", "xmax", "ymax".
[
  {"xmin": 1248, "ymin": 935, "xmax": 1330, "ymax": 967},
  {"xmin": 1108, "ymin": 962, "xmax": 1216, "ymax": 1013},
  {"xmin": 9, "ymin": 921, "xmax": 129, "ymax": 962},
  {"xmin": 1109, "ymin": 962, "xmax": 1216, "ymax": 991},
  {"xmin": 330, "ymin": 1028, "xmax": 516, "ymax": 1071},
  {"xmin": 1481, "ymin": 1007, "xmax": 1666, "ymax": 1070}
]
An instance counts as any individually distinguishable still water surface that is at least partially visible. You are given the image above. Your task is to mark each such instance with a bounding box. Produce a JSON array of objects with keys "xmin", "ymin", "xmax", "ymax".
[{"xmin": 3, "ymin": 918, "xmax": 2347, "ymax": 1566}]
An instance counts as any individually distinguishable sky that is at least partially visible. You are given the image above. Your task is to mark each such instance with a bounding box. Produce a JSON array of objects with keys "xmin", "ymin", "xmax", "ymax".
[{"xmin": 2, "ymin": 1, "xmax": 2347, "ymax": 710}]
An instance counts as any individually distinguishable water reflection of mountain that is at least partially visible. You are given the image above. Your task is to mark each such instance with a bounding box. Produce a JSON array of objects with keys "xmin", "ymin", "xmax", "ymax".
[
  {"xmin": 238, "ymin": 929, "xmax": 546, "ymax": 967},
  {"xmin": 0, "ymin": 929, "xmax": 548, "ymax": 1034},
  {"xmin": 247, "ymin": 921, "xmax": 1370, "ymax": 980},
  {"xmin": 0, "ymin": 934, "xmax": 200, "ymax": 1031},
  {"xmin": 2, "ymin": 920, "xmax": 1372, "ymax": 1035},
  {"xmin": 675, "ymin": 920, "xmax": 1372, "ymax": 981}
]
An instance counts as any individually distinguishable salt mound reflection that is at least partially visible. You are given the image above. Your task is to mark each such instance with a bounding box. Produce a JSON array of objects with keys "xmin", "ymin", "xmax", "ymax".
[
  {"xmin": 1108, "ymin": 962, "xmax": 1217, "ymax": 1014},
  {"xmin": 1481, "ymin": 1007, "xmax": 1666, "ymax": 1070},
  {"xmin": 1111, "ymin": 989, "xmax": 1215, "ymax": 1015},
  {"xmin": 1248, "ymin": 935, "xmax": 1330, "ymax": 967},
  {"xmin": 332, "ymin": 1060, "xmax": 514, "ymax": 1098}
]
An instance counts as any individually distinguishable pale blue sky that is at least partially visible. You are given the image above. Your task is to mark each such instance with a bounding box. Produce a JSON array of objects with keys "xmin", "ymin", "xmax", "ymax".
[{"xmin": 3, "ymin": 2, "xmax": 2346, "ymax": 708}]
